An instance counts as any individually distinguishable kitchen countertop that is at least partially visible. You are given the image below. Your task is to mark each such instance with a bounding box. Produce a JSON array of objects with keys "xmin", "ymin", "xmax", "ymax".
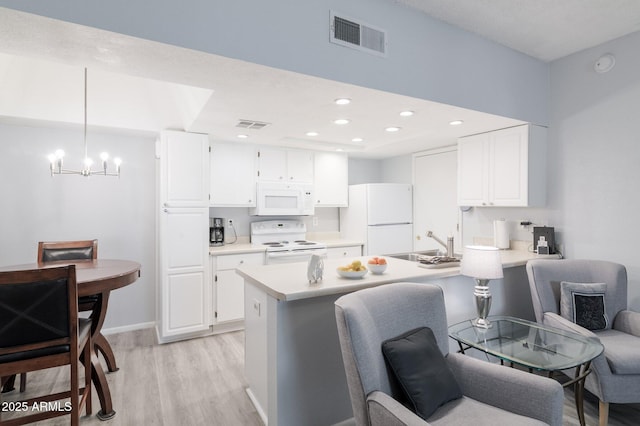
[
  {"xmin": 236, "ymin": 249, "xmax": 559, "ymax": 301},
  {"xmin": 209, "ymin": 239, "xmax": 364, "ymax": 255}
]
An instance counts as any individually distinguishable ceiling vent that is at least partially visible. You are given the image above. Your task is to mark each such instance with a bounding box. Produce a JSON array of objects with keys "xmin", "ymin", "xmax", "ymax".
[
  {"xmin": 236, "ymin": 119, "xmax": 270, "ymax": 130},
  {"xmin": 330, "ymin": 12, "xmax": 387, "ymax": 56}
]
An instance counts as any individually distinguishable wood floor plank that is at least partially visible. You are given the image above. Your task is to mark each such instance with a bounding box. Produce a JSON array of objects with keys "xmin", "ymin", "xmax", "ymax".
[{"xmin": 1, "ymin": 328, "xmax": 638, "ymax": 425}]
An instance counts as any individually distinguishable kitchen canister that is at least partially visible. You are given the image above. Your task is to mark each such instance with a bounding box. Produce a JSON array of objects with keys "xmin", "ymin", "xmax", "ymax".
[{"xmin": 493, "ymin": 219, "xmax": 510, "ymax": 249}]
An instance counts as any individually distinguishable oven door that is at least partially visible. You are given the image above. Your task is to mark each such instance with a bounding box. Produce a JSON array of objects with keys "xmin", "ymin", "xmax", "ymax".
[{"xmin": 265, "ymin": 248, "xmax": 327, "ymax": 264}]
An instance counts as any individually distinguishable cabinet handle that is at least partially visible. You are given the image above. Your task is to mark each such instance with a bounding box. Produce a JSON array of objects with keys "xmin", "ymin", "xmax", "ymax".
[
  {"xmin": 289, "ymin": 176, "xmax": 293, "ymax": 180},
  {"xmin": 482, "ymin": 202, "xmax": 487, "ymax": 206},
  {"xmin": 163, "ymin": 209, "xmax": 168, "ymax": 213}
]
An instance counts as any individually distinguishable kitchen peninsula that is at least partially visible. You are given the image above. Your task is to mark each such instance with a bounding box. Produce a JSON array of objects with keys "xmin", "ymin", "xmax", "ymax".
[{"xmin": 237, "ymin": 250, "xmax": 554, "ymax": 426}]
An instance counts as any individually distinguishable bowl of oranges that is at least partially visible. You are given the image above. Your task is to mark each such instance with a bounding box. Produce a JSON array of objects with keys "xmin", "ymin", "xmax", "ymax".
[{"xmin": 367, "ymin": 257, "xmax": 388, "ymax": 274}]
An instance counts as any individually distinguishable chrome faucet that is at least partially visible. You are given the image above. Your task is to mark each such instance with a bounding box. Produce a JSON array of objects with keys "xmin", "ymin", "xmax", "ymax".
[{"xmin": 426, "ymin": 231, "xmax": 455, "ymax": 258}]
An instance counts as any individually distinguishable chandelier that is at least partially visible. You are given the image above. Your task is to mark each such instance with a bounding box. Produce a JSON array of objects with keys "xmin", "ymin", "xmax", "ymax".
[{"xmin": 48, "ymin": 68, "xmax": 121, "ymax": 177}]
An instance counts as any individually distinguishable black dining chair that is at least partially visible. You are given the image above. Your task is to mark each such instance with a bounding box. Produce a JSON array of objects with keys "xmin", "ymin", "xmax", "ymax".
[
  {"xmin": 38, "ymin": 240, "xmax": 99, "ymax": 312},
  {"xmin": 3, "ymin": 240, "xmax": 100, "ymax": 394},
  {"xmin": 0, "ymin": 265, "xmax": 92, "ymax": 425}
]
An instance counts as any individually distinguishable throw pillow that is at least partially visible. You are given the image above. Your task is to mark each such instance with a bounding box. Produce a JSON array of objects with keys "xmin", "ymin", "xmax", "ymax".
[
  {"xmin": 381, "ymin": 327, "xmax": 462, "ymax": 420},
  {"xmin": 560, "ymin": 281, "xmax": 608, "ymax": 330}
]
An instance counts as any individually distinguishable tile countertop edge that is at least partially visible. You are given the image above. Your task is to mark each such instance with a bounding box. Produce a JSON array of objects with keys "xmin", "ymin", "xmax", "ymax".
[{"xmin": 237, "ymin": 250, "xmax": 560, "ymax": 302}]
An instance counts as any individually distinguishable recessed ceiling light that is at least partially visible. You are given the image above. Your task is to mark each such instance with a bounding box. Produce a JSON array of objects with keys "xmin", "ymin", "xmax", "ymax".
[
  {"xmin": 352, "ymin": 137, "xmax": 363, "ymax": 143},
  {"xmin": 335, "ymin": 98, "xmax": 351, "ymax": 105},
  {"xmin": 385, "ymin": 126, "xmax": 401, "ymax": 132},
  {"xmin": 306, "ymin": 131, "xmax": 319, "ymax": 137},
  {"xmin": 400, "ymin": 110, "xmax": 414, "ymax": 117},
  {"xmin": 336, "ymin": 148, "xmax": 344, "ymax": 152},
  {"xmin": 334, "ymin": 119, "xmax": 350, "ymax": 125},
  {"xmin": 449, "ymin": 120, "xmax": 464, "ymax": 126},
  {"xmin": 237, "ymin": 134, "xmax": 249, "ymax": 139}
]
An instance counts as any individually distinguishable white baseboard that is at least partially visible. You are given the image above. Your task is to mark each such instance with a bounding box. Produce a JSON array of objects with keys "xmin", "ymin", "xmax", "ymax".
[
  {"xmin": 246, "ymin": 387, "xmax": 268, "ymax": 425},
  {"xmin": 102, "ymin": 321, "xmax": 155, "ymax": 336}
]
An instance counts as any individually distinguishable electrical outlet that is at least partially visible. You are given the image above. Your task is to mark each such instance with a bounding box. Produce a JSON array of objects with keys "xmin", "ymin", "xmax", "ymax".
[
  {"xmin": 227, "ymin": 219, "xmax": 233, "ymax": 228},
  {"xmin": 253, "ymin": 299, "xmax": 261, "ymax": 316},
  {"xmin": 312, "ymin": 216, "xmax": 318, "ymax": 227}
]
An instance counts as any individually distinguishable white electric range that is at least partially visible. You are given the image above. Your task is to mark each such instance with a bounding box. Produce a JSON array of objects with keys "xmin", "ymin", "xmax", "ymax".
[{"xmin": 250, "ymin": 220, "xmax": 327, "ymax": 264}]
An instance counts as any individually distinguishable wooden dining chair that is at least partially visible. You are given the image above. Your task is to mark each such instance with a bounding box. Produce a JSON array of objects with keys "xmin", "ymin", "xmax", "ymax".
[
  {"xmin": 38, "ymin": 239, "xmax": 99, "ymax": 312},
  {"xmin": 0, "ymin": 266, "xmax": 92, "ymax": 425},
  {"xmin": 6, "ymin": 239, "xmax": 100, "ymax": 394}
]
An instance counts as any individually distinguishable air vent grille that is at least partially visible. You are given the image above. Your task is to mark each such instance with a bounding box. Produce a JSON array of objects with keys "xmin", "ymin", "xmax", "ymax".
[
  {"xmin": 236, "ymin": 120, "xmax": 270, "ymax": 130},
  {"xmin": 334, "ymin": 16, "xmax": 360, "ymax": 46},
  {"xmin": 330, "ymin": 12, "xmax": 386, "ymax": 56}
]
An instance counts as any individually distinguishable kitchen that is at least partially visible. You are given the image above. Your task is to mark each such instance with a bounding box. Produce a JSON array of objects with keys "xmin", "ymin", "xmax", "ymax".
[{"xmin": 1, "ymin": 1, "xmax": 640, "ymax": 425}]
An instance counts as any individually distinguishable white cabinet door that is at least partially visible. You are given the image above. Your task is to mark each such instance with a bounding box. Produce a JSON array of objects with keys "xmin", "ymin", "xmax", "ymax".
[
  {"xmin": 212, "ymin": 252, "xmax": 264, "ymax": 323},
  {"xmin": 216, "ymin": 270, "xmax": 245, "ymax": 322},
  {"xmin": 159, "ymin": 207, "xmax": 210, "ymax": 338},
  {"xmin": 457, "ymin": 133, "xmax": 489, "ymax": 206},
  {"xmin": 159, "ymin": 130, "xmax": 209, "ymax": 207},
  {"xmin": 210, "ymin": 143, "xmax": 256, "ymax": 206},
  {"xmin": 257, "ymin": 147, "xmax": 314, "ymax": 183},
  {"xmin": 489, "ymin": 125, "xmax": 528, "ymax": 206},
  {"xmin": 314, "ymin": 152, "xmax": 348, "ymax": 207},
  {"xmin": 287, "ymin": 150, "xmax": 314, "ymax": 183},
  {"xmin": 257, "ymin": 147, "xmax": 287, "ymax": 181}
]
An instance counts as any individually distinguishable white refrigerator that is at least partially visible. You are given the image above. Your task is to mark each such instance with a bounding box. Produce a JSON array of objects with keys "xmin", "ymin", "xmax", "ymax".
[{"xmin": 340, "ymin": 183, "xmax": 413, "ymax": 255}]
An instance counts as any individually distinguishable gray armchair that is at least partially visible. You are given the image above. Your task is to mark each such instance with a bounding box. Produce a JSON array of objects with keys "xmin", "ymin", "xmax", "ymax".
[
  {"xmin": 527, "ymin": 259, "xmax": 640, "ymax": 426},
  {"xmin": 334, "ymin": 282, "xmax": 564, "ymax": 426}
]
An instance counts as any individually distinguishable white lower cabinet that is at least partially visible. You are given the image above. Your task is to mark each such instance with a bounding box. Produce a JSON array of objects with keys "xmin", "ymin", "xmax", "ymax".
[
  {"xmin": 326, "ymin": 245, "xmax": 363, "ymax": 259},
  {"xmin": 212, "ymin": 252, "xmax": 264, "ymax": 324}
]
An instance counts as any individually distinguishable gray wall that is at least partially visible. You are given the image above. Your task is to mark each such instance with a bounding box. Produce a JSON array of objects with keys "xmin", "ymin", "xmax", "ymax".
[
  {"xmin": 0, "ymin": 123, "xmax": 157, "ymax": 331},
  {"xmin": 1, "ymin": 0, "xmax": 549, "ymax": 125},
  {"xmin": 547, "ymin": 31, "xmax": 640, "ymax": 309}
]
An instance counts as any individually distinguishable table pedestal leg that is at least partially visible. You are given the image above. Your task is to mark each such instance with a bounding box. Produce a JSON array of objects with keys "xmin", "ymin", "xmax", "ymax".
[
  {"xmin": 94, "ymin": 332, "xmax": 119, "ymax": 372},
  {"xmin": 89, "ymin": 291, "xmax": 116, "ymax": 420}
]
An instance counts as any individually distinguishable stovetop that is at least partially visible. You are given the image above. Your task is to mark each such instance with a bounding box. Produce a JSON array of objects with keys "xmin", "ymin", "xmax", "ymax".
[
  {"xmin": 261, "ymin": 240, "xmax": 325, "ymax": 252},
  {"xmin": 250, "ymin": 220, "xmax": 327, "ymax": 252}
]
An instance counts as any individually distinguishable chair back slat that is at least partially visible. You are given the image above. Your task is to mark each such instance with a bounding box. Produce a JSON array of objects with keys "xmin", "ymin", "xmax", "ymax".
[{"xmin": 38, "ymin": 240, "xmax": 98, "ymax": 263}]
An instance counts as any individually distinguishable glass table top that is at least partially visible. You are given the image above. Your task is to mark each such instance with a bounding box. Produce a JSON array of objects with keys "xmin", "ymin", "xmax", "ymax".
[{"xmin": 448, "ymin": 316, "xmax": 604, "ymax": 371}]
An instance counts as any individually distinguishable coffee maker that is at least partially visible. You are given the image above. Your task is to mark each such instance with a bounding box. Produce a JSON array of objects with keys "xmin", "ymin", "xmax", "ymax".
[{"xmin": 210, "ymin": 217, "xmax": 225, "ymax": 246}]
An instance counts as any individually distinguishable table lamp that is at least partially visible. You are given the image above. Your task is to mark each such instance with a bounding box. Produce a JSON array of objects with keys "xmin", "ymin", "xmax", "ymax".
[{"xmin": 460, "ymin": 245, "xmax": 504, "ymax": 328}]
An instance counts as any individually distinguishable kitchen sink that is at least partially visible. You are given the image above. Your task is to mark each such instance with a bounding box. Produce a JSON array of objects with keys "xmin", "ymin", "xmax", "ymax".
[
  {"xmin": 388, "ymin": 250, "xmax": 462, "ymax": 268},
  {"xmin": 388, "ymin": 250, "xmax": 440, "ymax": 261}
]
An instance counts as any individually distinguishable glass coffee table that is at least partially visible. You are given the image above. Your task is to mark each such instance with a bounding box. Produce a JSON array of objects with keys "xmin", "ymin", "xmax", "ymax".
[{"xmin": 449, "ymin": 316, "xmax": 604, "ymax": 426}]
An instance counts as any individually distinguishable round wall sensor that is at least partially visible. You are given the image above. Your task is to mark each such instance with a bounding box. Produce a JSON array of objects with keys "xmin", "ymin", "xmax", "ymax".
[{"xmin": 594, "ymin": 54, "xmax": 615, "ymax": 73}]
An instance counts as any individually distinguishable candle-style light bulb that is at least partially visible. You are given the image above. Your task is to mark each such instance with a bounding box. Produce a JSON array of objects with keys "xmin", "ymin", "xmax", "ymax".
[{"xmin": 114, "ymin": 157, "xmax": 122, "ymax": 177}]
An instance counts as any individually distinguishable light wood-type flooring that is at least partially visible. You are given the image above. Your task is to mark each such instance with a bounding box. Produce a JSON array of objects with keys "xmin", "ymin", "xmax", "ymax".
[{"xmin": 1, "ymin": 328, "xmax": 638, "ymax": 425}]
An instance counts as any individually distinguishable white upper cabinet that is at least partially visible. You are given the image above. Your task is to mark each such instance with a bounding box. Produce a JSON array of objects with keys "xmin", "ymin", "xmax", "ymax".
[
  {"xmin": 313, "ymin": 152, "xmax": 348, "ymax": 207},
  {"xmin": 457, "ymin": 124, "xmax": 546, "ymax": 207},
  {"xmin": 210, "ymin": 142, "xmax": 256, "ymax": 207},
  {"xmin": 159, "ymin": 130, "xmax": 210, "ymax": 207},
  {"xmin": 257, "ymin": 147, "xmax": 314, "ymax": 183}
]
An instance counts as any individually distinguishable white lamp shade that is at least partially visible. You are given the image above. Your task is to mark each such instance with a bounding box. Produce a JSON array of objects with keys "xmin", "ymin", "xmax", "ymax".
[{"xmin": 460, "ymin": 245, "xmax": 504, "ymax": 280}]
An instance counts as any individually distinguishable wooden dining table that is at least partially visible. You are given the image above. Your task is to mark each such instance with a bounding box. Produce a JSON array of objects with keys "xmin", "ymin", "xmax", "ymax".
[{"xmin": 0, "ymin": 259, "xmax": 141, "ymax": 420}]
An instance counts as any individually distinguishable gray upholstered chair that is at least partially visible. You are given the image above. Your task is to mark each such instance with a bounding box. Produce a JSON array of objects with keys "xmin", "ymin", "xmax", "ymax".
[
  {"xmin": 527, "ymin": 259, "xmax": 640, "ymax": 426},
  {"xmin": 334, "ymin": 282, "xmax": 564, "ymax": 426}
]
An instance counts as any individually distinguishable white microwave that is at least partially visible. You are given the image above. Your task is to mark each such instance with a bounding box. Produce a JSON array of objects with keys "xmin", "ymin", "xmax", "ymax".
[{"xmin": 250, "ymin": 182, "xmax": 315, "ymax": 216}]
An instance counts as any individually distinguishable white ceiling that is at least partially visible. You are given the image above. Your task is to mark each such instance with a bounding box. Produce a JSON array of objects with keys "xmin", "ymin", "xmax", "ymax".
[
  {"xmin": 397, "ymin": 0, "xmax": 640, "ymax": 62},
  {"xmin": 0, "ymin": 3, "xmax": 639, "ymax": 159}
]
